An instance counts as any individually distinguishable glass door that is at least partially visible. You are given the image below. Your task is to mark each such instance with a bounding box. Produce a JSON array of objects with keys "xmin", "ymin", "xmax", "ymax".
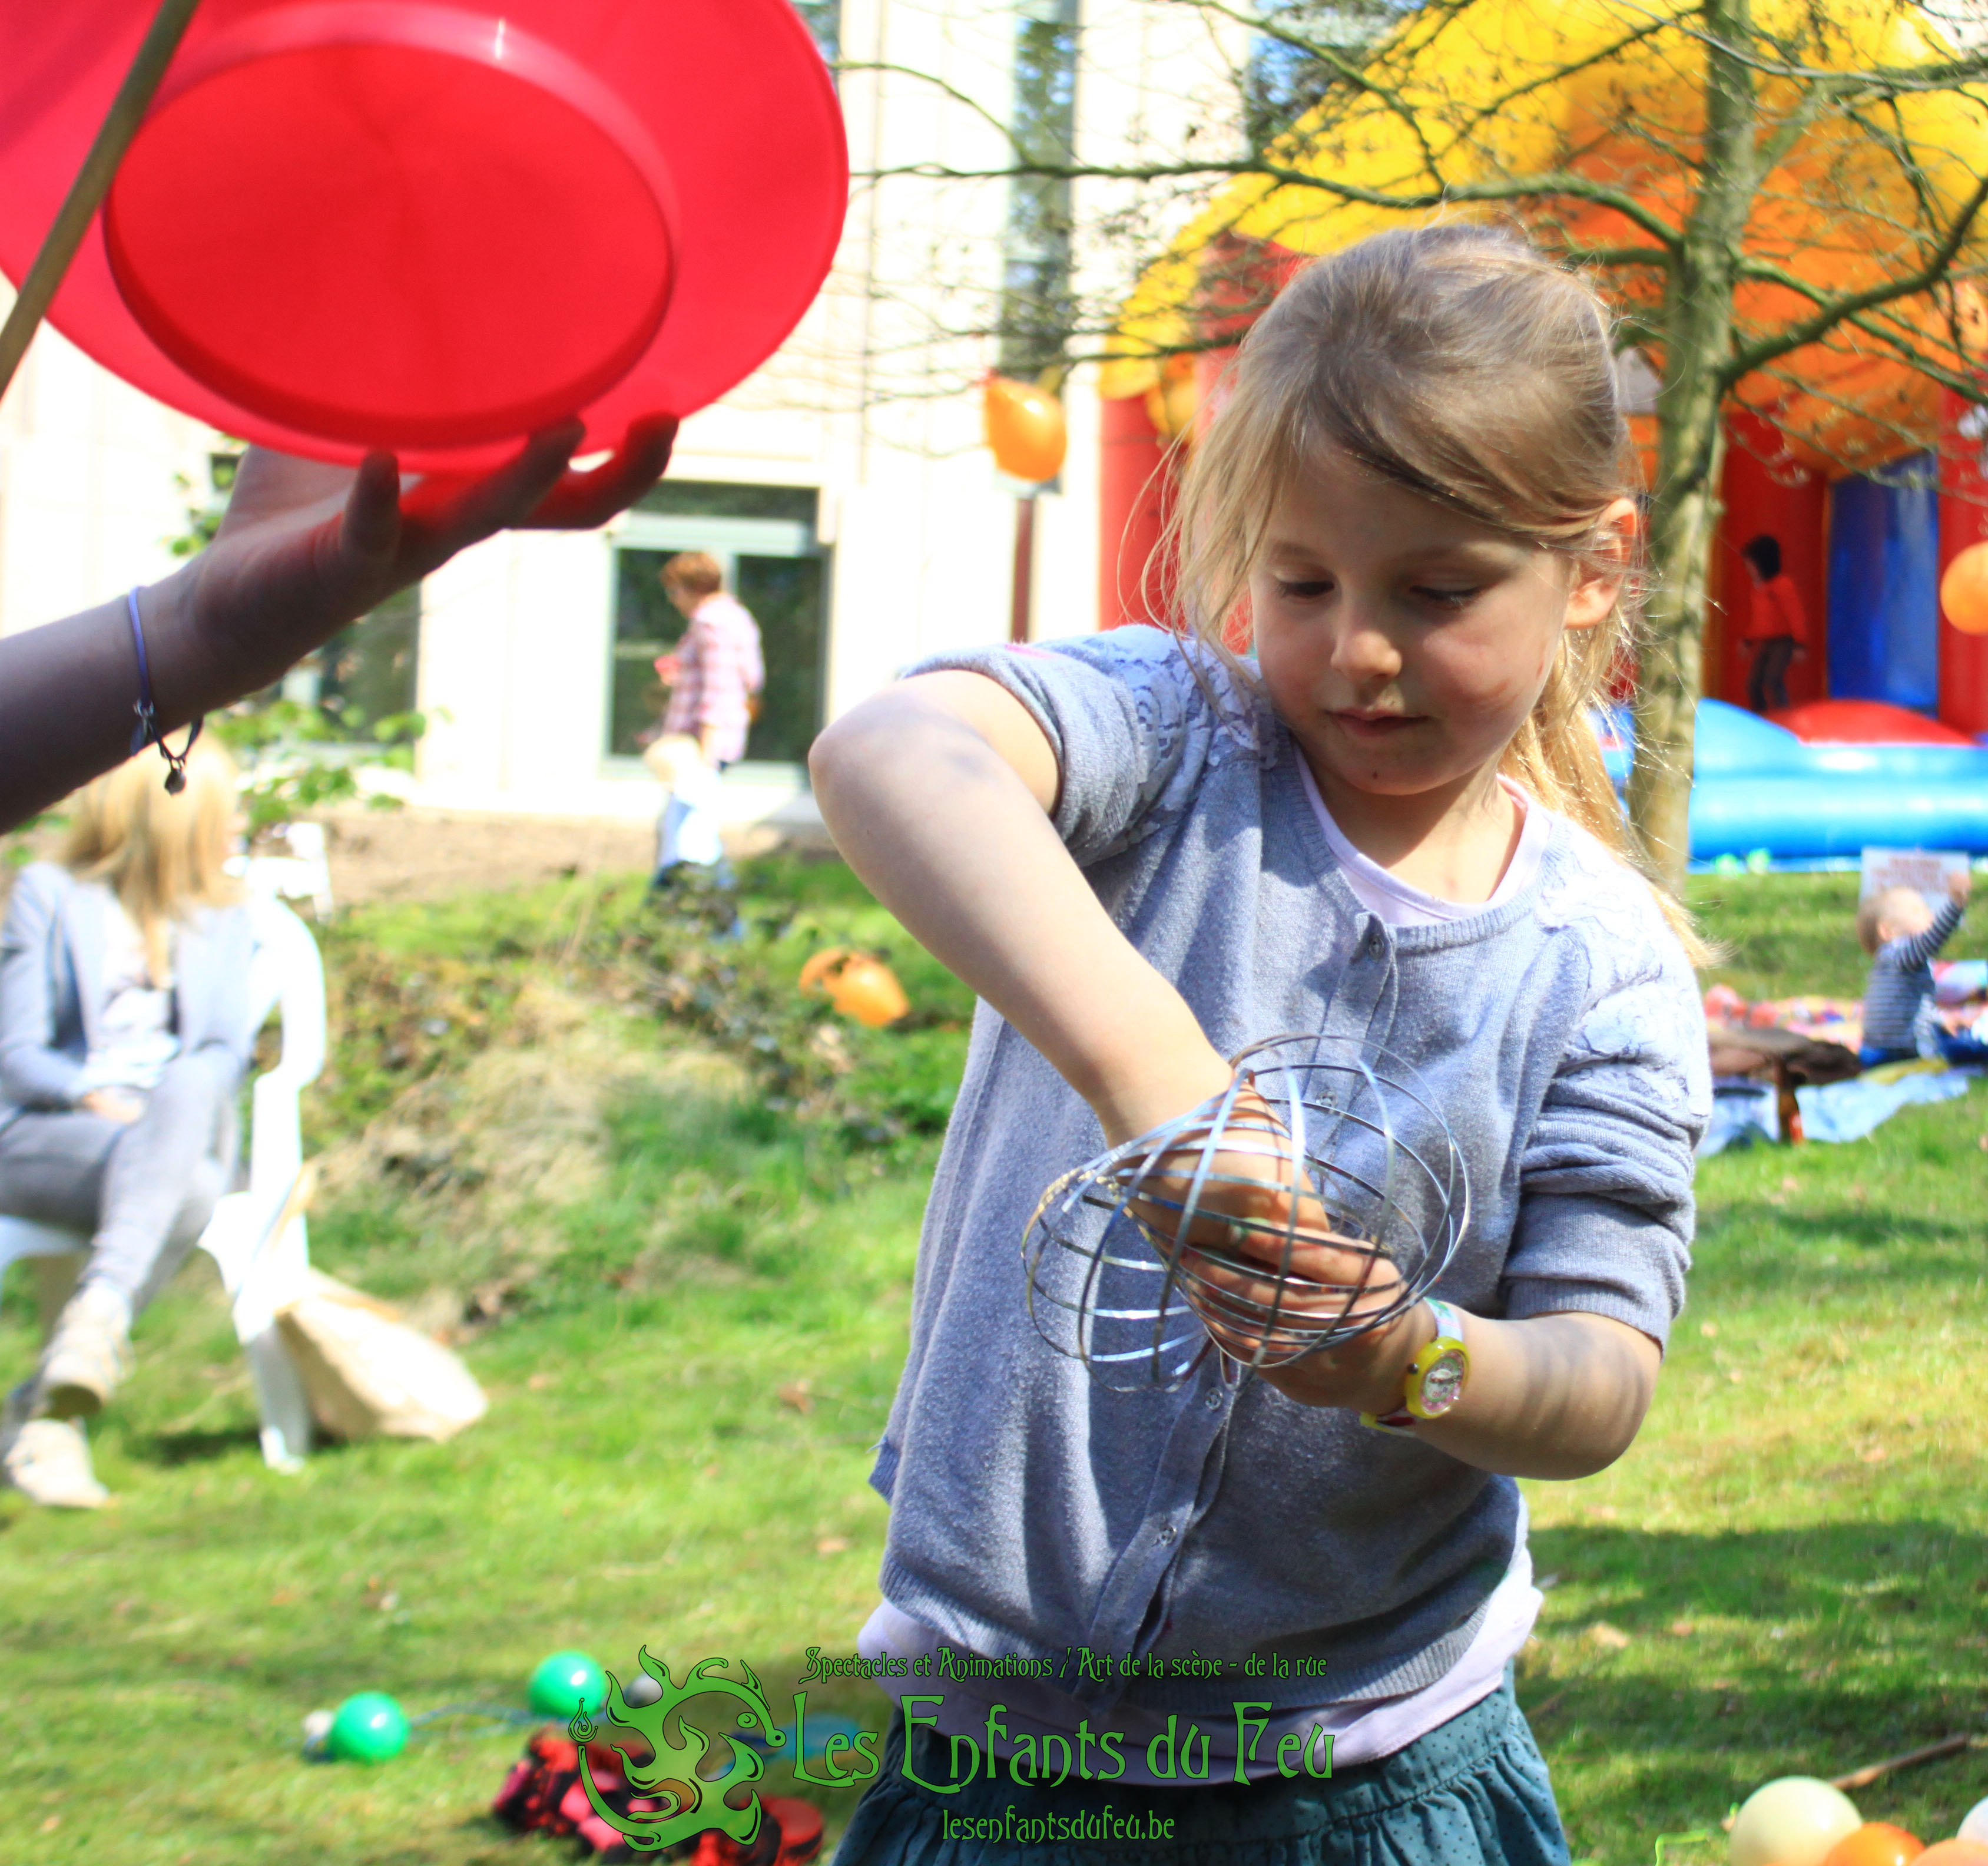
[{"xmin": 607, "ymin": 485, "xmax": 826, "ymax": 767}]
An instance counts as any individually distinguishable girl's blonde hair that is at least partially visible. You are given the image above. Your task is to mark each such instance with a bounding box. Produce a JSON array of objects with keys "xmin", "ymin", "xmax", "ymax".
[
  {"xmin": 1164, "ymin": 222, "xmax": 1704, "ymax": 960},
  {"xmin": 62, "ymin": 741, "xmax": 243, "ymax": 983}
]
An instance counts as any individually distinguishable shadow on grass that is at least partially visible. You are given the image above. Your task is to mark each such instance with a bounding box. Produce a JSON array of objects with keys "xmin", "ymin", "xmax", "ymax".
[
  {"xmin": 1693, "ymin": 1207, "xmax": 1982, "ymax": 1290},
  {"xmin": 1712, "ymin": 1204, "xmax": 1974, "ymax": 1245},
  {"xmin": 1522, "ymin": 1520, "xmax": 1988, "ymax": 1838},
  {"xmin": 144, "ymin": 1423, "xmax": 267, "ymax": 1466}
]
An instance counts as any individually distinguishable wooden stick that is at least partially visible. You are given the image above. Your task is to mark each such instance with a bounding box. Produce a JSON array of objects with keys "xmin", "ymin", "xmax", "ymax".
[
  {"xmin": 0, "ymin": 0, "xmax": 204, "ymax": 407},
  {"xmin": 1830, "ymin": 1731, "xmax": 1978, "ymax": 1792}
]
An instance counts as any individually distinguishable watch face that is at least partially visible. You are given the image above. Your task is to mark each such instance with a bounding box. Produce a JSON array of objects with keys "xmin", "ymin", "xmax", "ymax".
[{"xmin": 1418, "ymin": 1348, "xmax": 1468, "ymax": 1417}]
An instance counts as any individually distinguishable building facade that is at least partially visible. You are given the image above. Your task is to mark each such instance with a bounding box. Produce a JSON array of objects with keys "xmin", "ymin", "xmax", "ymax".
[{"xmin": 0, "ymin": 1, "xmax": 1227, "ymax": 832}]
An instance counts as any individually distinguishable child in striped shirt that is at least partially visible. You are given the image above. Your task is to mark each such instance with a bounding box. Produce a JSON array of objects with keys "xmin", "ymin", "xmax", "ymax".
[{"xmin": 1857, "ymin": 869, "xmax": 1983, "ymax": 1067}]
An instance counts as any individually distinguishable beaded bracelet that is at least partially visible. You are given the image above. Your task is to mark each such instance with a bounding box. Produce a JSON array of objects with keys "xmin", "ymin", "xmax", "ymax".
[{"xmin": 127, "ymin": 588, "xmax": 203, "ymax": 793}]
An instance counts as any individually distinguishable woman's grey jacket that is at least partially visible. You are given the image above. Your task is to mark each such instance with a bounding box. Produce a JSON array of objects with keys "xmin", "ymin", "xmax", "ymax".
[{"xmin": 0, "ymin": 862, "xmax": 259, "ymax": 1137}]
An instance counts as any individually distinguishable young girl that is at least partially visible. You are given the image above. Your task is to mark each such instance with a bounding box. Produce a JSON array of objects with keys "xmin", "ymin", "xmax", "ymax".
[{"xmin": 811, "ymin": 226, "xmax": 1708, "ymax": 1864}]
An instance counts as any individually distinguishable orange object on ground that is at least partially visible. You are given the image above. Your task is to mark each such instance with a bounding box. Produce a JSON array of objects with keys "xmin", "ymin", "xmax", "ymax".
[
  {"xmin": 1916, "ymin": 1845, "xmax": 1988, "ymax": 1866},
  {"xmin": 1823, "ymin": 1823, "xmax": 1926, "ymax": 1866},
  {"xmin": 799, "ymin": 949, "xmax": 910, "ymax": 1028}
]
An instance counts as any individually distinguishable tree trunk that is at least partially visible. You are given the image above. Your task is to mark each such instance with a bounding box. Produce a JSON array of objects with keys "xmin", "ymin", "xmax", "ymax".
[
  {"xmin": 1626, "ymin": 0, "xmax": 1757, "ymax": 898},
  {"xmin": 1629, "ymin": 409, "xmax": 1727, "ymax": 890}
]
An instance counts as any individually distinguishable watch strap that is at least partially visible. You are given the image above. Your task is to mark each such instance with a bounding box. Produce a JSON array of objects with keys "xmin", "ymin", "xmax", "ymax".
[{"xmin": 1359, "ymin": 1299, "xmax": 1467, "ymax": 1434}]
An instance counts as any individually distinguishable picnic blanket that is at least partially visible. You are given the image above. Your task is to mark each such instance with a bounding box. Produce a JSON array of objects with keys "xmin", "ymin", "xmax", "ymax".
[{"xmin": 1699, "ymin": 1065, "xmax": 1973, "ymax": 1157}]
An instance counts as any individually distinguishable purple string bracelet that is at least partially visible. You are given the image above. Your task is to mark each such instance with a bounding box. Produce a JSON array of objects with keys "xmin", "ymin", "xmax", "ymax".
[{"xmin": 126, "ymin": 588, "xmax": 203, "ymax": 794}]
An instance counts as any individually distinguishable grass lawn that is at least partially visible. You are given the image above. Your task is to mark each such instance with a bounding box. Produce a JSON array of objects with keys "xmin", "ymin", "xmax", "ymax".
[{"xmin": 2, "ymin": 866, "xmax": 1986, "ymax": 1864}]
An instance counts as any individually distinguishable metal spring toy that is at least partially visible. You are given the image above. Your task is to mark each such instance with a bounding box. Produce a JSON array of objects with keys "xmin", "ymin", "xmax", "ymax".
[{"xmin": 1023, "ymin": 1034, "xmax": 1469, "ymax": 1390}]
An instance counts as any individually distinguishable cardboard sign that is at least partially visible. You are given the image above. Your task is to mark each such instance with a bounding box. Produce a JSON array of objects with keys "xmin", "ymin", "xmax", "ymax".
[{"xmin": 1860, "ymin": 846, "xmax": 1970, "ymax": 906}]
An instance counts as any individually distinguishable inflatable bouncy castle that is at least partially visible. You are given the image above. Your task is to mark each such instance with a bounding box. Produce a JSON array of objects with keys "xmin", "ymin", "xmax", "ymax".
[{"xmin": 1094, "ymin": 0, "xmax": 1988, "ymax": 853}]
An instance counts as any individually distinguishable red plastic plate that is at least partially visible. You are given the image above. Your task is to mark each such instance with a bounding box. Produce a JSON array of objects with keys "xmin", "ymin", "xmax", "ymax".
[{"xmin": 0, "ymin": 0, "xmax": 847, "ymax": 468}]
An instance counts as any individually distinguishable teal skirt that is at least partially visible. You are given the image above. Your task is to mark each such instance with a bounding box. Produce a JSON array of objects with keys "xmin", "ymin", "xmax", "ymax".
[{"xmin": 832, "ymin": 1686, "xmax": 1568, "ymax": 1866}]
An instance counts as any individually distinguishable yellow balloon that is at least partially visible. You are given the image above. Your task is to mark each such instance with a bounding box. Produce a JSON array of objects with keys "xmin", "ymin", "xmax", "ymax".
[
  {"xmin": 1731, "ymin": 1778, "xmax": 1863, "ymax": 1866},
  {"xmin": 1940, "ymin": 540, "xmax": 1988, "ymax": 636},
  {"xmin": 984, "ymin": 375, "xmax": 1068, "ymax": 482}
]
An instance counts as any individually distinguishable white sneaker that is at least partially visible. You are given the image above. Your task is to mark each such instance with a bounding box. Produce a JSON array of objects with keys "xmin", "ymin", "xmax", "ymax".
[
  {"xmin": 2, "ymin": 1410, "xmax": 110, "ymax": 1508},
  {"xmin": 39, "ymin": 1281, "xmax": 134, "ymax": 1420}
]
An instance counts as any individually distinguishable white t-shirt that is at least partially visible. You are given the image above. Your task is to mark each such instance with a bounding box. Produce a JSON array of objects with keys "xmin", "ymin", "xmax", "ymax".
[
  {"xmin": 858, "ymin": 1498, "xmax": 1542, "ymax": 1780},
  {"xmin": 1298, "ymin": 762, "xmax": 1550, "ymax": 928},
  {"xmin": 74, "ymin": 896, "xmax": 178, "ymax": 1097}
]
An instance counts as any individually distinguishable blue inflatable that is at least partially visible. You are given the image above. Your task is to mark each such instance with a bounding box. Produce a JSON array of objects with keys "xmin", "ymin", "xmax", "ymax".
[{"xmin": 1596, "ymin": 701, "xmax": 1988, "ymax": 861}]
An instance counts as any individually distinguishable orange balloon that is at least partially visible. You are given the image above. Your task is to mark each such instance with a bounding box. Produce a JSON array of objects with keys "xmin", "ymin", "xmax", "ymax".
[
  {"xmin": 1823, "ymin": 1823, "xmax": 1924, "ymax": 1866},
  {"xmin": 1941, "ymin": 541, "xmax": 1988, "ymax": 636},
  {"xmin": 985, "ymin": 375, "xmax": 1068, "ymax": 482},
  {"xmin": 1918, "ymin": 1847, "xmax": 1988, "ymax": 1866}
]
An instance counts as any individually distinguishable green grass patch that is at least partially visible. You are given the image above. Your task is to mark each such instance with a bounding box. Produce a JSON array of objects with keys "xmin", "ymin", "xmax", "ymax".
[
  {"xmin": 1687, "ymin": 868, "xmax": 1988, "ymax": 1001},
  {"xmin": 2, "ymin": 1073, "xmax": 927, "ymax": 1864},
  {"xmin": 3, "ymin": 869, "xmax": 1986, "ymax": 1863}
]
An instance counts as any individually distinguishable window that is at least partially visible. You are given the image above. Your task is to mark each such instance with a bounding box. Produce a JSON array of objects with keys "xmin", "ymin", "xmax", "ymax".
[
  {"xmin": 1000, "ymin": 0, "xmax": 1079, "ymax": 379},
  {"xmin": 254, "ymin": 585, "xmax": 420, "ymax": 741},
  {"xmin": 608, "ymin": 482, "xmax": 828, "ymax": 766},
  {"xmin": 314, "ymin": 586, "xmax": 422, "ymax": 734},
  {"xmin": 792, "ymin": 0, "xmax": 840, "ymax": 63},
  {"xmin": 1243, "ymin": 2, "xmax": 1400, "ymax": 150}
]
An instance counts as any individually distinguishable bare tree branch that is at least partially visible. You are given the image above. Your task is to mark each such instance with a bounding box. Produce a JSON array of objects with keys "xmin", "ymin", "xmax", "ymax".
[
  {"xmin": 836, "ymin": 62, "xmax": 1028, "ymax": 160},
  {"xmin": 1722, "ymin": 168, "xmax": 1988, "ymax": 382},
  {"xmin": 865, "ymin": 156, "xmax": 1692, "ymax": 250}
]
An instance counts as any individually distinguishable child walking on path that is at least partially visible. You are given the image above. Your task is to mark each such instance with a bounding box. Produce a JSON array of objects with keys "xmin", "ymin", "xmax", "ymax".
[
  {"xmin": 1858, "ymin": 869, "xmax": 1984, "ymax": 1068},
  {"xmin": 811, "ymin": 227, "xmax": 1709, "ymax": 1865}
]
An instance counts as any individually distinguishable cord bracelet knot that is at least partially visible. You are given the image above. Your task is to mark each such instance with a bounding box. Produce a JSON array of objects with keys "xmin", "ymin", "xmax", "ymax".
[{"xmin": 126, "ymin": 588, "xmax": 203, "ymax": 792}]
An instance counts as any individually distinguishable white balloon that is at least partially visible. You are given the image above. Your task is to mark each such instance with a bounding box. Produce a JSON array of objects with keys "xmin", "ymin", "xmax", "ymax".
[
  {"xmin": 1729, "ymin": 1776, "xmax": 1861, "ymax": 1866},
  {"xmin": 1959, "ymin": 1795, "xmax": 1988, "ymax": 1845}
]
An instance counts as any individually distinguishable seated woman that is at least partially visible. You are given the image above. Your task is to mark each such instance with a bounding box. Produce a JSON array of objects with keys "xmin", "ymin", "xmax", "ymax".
[{"xmin": 1, "ymin": 742, "xmax": 260, "ymax": 1507}]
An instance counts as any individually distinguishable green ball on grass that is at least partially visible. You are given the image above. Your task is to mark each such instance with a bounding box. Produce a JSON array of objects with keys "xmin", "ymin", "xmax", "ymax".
[
  {"xmin": 325, "ymin": 1692, "xmax": 409, "ymax": 1763},
  {"xmin": 529, "ymin": 1650, "xmax": 607, "ymax": 1719}
]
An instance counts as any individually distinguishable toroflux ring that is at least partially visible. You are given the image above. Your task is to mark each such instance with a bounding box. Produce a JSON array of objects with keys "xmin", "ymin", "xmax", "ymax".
[{"xmin": 1020, "ymin": 1034, "xmax": 1470, "ymax": 1392}]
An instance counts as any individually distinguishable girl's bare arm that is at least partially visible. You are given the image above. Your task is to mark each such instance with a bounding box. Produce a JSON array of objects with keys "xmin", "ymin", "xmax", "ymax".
[
  {"xmin": 809, "ymin": 671, "xmax": 1234, "ymax": 1140},
  {"xmin": 1254, "ymin": 1301, "xmax": 1659, "ymax": 1478}
]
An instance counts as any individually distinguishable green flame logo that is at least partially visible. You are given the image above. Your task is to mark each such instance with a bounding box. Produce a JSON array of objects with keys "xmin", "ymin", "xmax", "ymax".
[{"xmin": 569, "ymin": 1649, "xmax": 786, "ymax": 1851}]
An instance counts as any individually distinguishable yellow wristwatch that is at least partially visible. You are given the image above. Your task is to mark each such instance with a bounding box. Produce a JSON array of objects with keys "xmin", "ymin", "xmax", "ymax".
[{"xmin": 1360, "ymin": 1299, "xmax": 1470, "ymax": 1434}]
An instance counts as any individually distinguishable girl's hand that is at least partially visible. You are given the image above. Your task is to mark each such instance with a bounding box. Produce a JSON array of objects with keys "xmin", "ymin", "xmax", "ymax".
[
  {"xmin": 1950, "ymin": 867, "xmax": 1973, "ymax": 907},
  {"xmin": 1125, "ymin": 1089, "xmax": 1429, "ymax": 1412}
]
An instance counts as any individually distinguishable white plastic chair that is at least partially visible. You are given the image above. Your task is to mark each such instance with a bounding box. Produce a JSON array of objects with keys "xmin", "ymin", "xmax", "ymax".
[
  {"xmin": 228, "ymin": 821, "xmax": 335, "ymax": 921},
  {"xmin": 0, "ymin": 895, "xmax": 327, "ymax": 1471}
]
